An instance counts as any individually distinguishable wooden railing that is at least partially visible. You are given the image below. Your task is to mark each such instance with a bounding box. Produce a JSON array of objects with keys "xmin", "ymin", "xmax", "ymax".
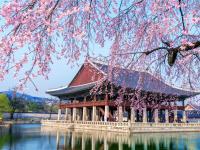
[
  {"xmin": 59, "ymin": 100, "xmax": 184, "ymax": 110},
  {"xmin": 60, "ymin": 100, "xmax": 116, "ymax": 108}
]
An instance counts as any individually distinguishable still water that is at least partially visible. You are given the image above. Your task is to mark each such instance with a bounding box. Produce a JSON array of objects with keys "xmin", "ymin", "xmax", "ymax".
[{"xmin": 0, "ymin": 124, "xmax": 200, "ymax": 150}]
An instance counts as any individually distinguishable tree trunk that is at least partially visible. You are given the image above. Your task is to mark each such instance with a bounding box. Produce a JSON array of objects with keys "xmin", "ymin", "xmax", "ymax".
[{"xmin": 10, "ymin": 111, "xmax": 15, "ymax": 120}]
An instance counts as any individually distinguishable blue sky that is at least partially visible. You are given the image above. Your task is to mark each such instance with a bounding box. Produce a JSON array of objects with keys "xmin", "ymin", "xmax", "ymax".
[
  {"xmin": 0, "ymin": 41, "xmax": 110, "ymax": 98},
  {"xmin": 0, "ymin": 1, "xmax": 110, "ymax": 97}
]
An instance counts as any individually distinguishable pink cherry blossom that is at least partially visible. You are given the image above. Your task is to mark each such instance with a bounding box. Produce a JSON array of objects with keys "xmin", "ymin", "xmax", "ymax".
[{"xmin": 0, "ymin": 0, "xmax": 199, "ymax": 96}]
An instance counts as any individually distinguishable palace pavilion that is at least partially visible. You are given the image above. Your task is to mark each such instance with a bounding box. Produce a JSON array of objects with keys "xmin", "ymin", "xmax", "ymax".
[{"xmin": 46, "ymin": 58, "xmax": 198, "ymax": 124}]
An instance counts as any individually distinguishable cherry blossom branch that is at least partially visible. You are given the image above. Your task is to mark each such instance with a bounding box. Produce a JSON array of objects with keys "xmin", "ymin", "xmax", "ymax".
[
  {"xmin": 178, "ymin": 0, "xmax": 185, "ymax": 31},
  {"xmin": 47, "ymin": 0, "xmax": 61, "ymax": 19}
]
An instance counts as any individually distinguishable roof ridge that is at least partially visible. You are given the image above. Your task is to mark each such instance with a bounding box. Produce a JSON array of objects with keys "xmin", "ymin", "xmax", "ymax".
[{"xmin": 86, "ymin": 57, "xmax": 107, "ymax": 75}]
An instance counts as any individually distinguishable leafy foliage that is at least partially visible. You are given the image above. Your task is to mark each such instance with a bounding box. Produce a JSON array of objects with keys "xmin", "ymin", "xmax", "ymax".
[{"xmin": 0, "ymin": 94, "xmax": 12, "ymax": 119}]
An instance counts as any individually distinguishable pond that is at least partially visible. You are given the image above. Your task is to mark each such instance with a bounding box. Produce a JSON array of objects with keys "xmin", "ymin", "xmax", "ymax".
[{"xmin": 0, "ymin": 124, "xmax": 200, "ymax": 150}]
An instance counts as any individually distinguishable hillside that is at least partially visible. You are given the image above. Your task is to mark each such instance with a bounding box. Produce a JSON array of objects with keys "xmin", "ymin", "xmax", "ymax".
[{"xmin": 0, "ymin": 91, "xmax": 58, "ymax": 104}]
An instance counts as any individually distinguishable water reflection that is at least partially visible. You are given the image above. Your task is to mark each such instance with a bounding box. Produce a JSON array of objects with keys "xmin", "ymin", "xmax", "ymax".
[
  {"xmin": 1, "ymin": 124, "xmax": 200, "ymax": 150},
  {"xmin": 41, "ymin": 127, "xmax": 200, "ymax": 150}
]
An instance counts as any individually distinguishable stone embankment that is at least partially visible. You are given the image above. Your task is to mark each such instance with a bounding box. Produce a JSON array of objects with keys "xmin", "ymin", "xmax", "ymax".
[{"xmin": 41, "ymin": 120, "xmax": 200, "ymax": 133}]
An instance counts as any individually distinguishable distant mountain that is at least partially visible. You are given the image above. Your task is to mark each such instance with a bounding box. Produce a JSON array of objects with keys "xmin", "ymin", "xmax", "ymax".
[{"xmin": 0, "ymin": 91, "xmax": 57, "ymax": 104}]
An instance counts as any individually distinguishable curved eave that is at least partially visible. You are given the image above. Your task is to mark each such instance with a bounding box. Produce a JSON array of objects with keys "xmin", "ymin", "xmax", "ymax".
[
  {"xmin": 46, "ymin": 82, "xmax": 96, "ymax": 97},
  {"xmin": 46, "ymin": 81, "xmax": 198, "ymax": 99}
]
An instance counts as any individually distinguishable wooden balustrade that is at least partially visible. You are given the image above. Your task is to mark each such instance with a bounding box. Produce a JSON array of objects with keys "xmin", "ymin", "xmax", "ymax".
[
  {"xmin": 59, "ymin": 100, "xmax": 185, "ymax": 110},
  {"xmin": 60, "ymin": 100, "xmax": 116, "ymax": 108}
]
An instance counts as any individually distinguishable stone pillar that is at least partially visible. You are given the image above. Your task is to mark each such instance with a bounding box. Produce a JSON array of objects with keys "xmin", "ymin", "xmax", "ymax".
[
  {"xmin": 183, "ymin": 110, "xmax": 187, "ymax": 123},
  {"xmin": 65, "ymin": 108, "xmax": 69, "ymax": 120},
  {"xmin": 77, "ymin": 108, "xmax": 81, "ymax": 121},
  {"xmin": 165, "ymin": 109, "xmax": 169, "ymax": 123},
  {"xmin": 131, "ymin": 107, "xmax": 135, "ymax": 123},
  {"xmin": 72, "ymin": 107, "xmax": 77, "ymax": 121},
  {"xmin": 83, "ymin": 107, "xmax": 87, "ymax": 121},
  {"xmin": 142, "ymin": 108, "xmax": 147, "ymax": 123},
  {"xmin": 92, "ymin": 106, "xmax": 97, "ymax": 121},
  {"xmin": 118, "ymin": 106, "xmax": 123, "ymax": 122},
  {"xmin": 174, "ymin": 109, "xmax": 178, "ymax": 123},
  {"xmin": 68, "ymin": 108, "xmax": 72, "ymax": 121},
  {"xmin": 57, "ymin": 109, "xmax": 61, "ymax": 120},
  {"xmin": 182, "ymin": 99, "xmax": 187, "ymax": 123},
  {"xmin": 104, "ymin": 105, "xmax": 109, "ymax": 122},
  {"xmin": 154, "ymin": 109, "xmax": 159, "ymax": 123}
]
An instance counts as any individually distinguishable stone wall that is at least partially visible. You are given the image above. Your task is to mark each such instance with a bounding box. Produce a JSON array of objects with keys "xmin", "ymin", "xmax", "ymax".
[{"xmin": 41, "ymin": 120, "xmax": 200, "ymax": 133}]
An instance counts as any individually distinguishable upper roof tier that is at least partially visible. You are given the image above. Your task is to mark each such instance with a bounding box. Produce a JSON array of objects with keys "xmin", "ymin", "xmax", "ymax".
[{"xmin": 46, "ymin": 58, "xmax": 199, "ymax": 98}]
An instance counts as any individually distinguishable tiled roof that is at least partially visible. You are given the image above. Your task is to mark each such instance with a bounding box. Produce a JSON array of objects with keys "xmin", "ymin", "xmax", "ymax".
[
  {"xmin": 46, "ymin": 82, "xmax": 96, "ymax": 96},
  {"xmin": 47, "ymin": 59, "xmax": 199, "ymax": 98},
  {"xmin": 93, "ymin": 61, "xmax": 198, "ymax": 97}
]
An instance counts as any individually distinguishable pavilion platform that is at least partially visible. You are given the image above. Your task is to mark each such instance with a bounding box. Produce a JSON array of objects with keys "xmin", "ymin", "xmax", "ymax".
[
  {"xmin": 44, "ymin": 58, "xmax": 200, "ymax": 133},
  {"xmin": 41, "ymin": 120, "xmax": 200, "ymax": 133}
]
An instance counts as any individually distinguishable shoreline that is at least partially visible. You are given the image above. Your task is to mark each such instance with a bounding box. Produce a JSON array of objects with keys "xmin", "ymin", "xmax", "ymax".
[
  {"xmin": 0, "ymin": 123, "xmax": 11, "ymax": 128},
  {"xmin": 0, "ymin": 120, "xmax": 41, "ymax": 128},
  {"xmin": 4, "ymin": 120, "xmax": 41, "ymax": 124}
]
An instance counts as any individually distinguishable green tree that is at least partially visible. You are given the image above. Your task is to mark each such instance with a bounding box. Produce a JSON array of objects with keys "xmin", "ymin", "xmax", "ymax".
[
  {"xmin": 9, "ymin": 91, "xmax": 26, "ymax": 119},
  {"xmin": 0, "ymin": 94, "xmax": 12, "ymax": 119},
  {"xmin": 43, "ymin": 103, "xmax": 58, "ymax": 119},
  {"xmin": 27, "ymin": 102, "xmax": 43, "ymax": 112}
]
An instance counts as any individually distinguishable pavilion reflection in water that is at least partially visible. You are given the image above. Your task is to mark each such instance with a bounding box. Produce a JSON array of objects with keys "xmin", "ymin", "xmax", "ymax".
[{"xmin": 41, "ymin": 127, "xmax": 199, "ymax": 150}]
